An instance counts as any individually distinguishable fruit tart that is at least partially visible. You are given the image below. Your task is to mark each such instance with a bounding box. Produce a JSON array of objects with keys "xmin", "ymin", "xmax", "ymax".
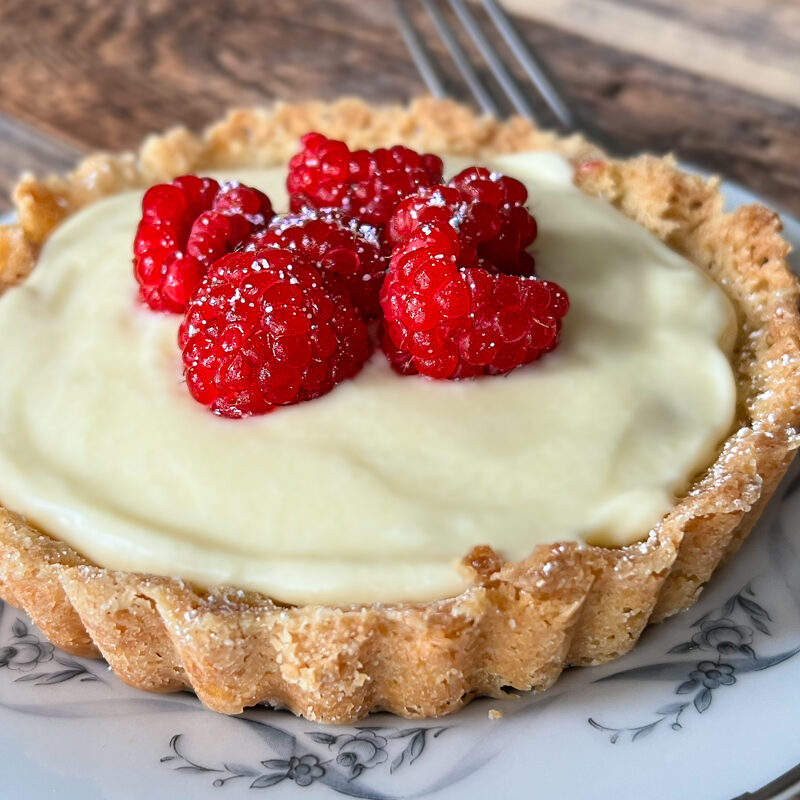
[{"xmin": 0, "ymin": 98, "xmax": 798, "ymax": 723}]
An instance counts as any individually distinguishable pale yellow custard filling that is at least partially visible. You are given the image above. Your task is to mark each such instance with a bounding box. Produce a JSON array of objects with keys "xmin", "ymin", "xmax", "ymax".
[{"xmin": 0, "ymin": 153, "xmax": 736, "ymax": 605}]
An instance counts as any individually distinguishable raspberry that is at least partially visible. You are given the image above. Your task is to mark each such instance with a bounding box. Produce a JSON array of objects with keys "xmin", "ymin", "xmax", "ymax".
[
  {"xmin": 380, "ymin": 325, "xmax": 418, "ymax": 375},
  {"xmin": 287, "ymin": 132, "xmax": 444, "ymax": 227},
  {"xmin": 134, "ymin": 176, "xmax": 274, "ymax": 312},
  {"xmin": 179, "ymin": 250, "xmax": 371, "ymax": 418},
  {"xmin": 244, "ymin": 210, "xmax": 387, "ymax": 319},
  {"xmin": 380, "ymin": 222, "xmax": 568, "ymax": 379},
  {"xmin": 387, "ymin": 167, "xmax": 537, "ymax": 276}
]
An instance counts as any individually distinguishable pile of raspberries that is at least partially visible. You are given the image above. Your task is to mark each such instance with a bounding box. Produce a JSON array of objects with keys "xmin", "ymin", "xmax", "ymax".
[{"xmin": 133, "ymin": 132, "xmax": 569, "ymax": 418}]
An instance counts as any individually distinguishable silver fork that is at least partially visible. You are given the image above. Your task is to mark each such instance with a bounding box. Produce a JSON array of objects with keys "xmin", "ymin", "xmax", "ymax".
[{"xmin": 393, "ymin": 0, "xmax": 619, "ymax": 152}]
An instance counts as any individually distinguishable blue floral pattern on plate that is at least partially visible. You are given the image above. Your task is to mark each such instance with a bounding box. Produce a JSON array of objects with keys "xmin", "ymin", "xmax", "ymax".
[{"xmin": 587, "ymin": 578, "xmax": 800, "ymax": 742}]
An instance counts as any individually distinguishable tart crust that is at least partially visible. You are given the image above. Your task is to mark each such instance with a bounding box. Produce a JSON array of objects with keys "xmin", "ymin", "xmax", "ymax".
[{"xmin": 1, "ymin": 98, "xmax": 798, "ymax": 722}]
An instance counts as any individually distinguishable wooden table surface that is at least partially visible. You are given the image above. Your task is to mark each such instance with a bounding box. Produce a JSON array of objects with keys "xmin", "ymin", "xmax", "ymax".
[{"xmin": 1, "ymin": 0, "xmax": 799, "ymax": 219}]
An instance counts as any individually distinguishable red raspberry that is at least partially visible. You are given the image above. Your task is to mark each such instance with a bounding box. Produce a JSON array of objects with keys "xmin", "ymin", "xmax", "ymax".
[
  {"xmin": 244, "ymin": 210, "xmax": 387, "ymax": 319},
  {"xmin": 380, "ymin": 222, "xmax": 568, "ymax": 379},
  {"xmin": 387, "ymin": 167, "xmax": 537, "ymax": 276},
  {"xmin": 179, "ymin": 250, "xmax": 371, "ymax": 418},
  {"xmin": 380, "ymin": 325, "xmax": 418, "ymax": 375},
  {"xmin": 134, "ymin": 176, "xmax": 274, "ymax": 312},
  {"xmin": 287, "ymin": 133, "xmax": 444, "ymax": 227}
]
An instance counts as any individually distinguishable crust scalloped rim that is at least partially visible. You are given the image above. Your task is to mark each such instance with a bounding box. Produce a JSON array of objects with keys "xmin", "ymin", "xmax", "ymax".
[{"xmin": 0, "ymin": 97, "xmax": 798, "ymax": 723}]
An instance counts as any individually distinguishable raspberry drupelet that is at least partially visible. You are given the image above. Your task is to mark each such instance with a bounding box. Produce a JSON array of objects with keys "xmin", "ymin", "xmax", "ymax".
[
  {"xmin": 380, "ymin": 221, "xmax": 569, "ymax": 379},
  {"xmin": 244, "ymin": 210, "xmax": 388, "ymax": 320},
  {"xmin": 286, "ymin": 133, "xmax": 444, "ymax": 228},
  {"xmin": 179, "ymin": 250, "xmax": 371, "ymax": 418},
  {"xmin": 134, "ymin": 177, "xmax": 274, "ymax": 312}
]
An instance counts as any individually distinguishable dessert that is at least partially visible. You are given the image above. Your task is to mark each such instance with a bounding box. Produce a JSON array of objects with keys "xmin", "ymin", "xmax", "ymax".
[{"xmin": 0, "ymin": 98, "xmax": 798, "ymax": 723}]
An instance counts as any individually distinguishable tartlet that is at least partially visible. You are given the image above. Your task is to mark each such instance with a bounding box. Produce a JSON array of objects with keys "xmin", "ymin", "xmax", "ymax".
[{"xmin": 0, "ymin": 98, "xmax": 799, "ymax": 723}]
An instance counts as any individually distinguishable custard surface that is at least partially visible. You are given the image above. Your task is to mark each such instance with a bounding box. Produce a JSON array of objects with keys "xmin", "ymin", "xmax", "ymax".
[{"xmin": 0, "ymin": 153, "xmax": 736, "ymax": 603}]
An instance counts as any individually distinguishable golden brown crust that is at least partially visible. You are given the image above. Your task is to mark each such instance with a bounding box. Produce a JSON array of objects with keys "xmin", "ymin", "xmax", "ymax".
[{"xmin": 0, "ymin": 98, "xmax": 798, "ymax": 722}]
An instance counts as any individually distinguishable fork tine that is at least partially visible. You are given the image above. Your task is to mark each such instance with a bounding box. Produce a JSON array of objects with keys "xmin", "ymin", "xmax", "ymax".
[
  {"xmin": 481, "ymin": 0, "xmax": 577, "ymax": 130},
  {"xmin": 420, "ymin": 0, "xmax": 504, "ymax": 117},
  {"xmin": 448, "ymin": 0, "xmax": 538, "ymax": 121},
  {"xmin": 394, "ymin": 0, "xmax": 449, "ymax": 98}
]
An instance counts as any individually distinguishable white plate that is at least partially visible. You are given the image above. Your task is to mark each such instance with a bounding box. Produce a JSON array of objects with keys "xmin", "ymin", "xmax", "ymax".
[{"xmin": 1, "ymin": 180, "xmax": 799, "ymax": 800}]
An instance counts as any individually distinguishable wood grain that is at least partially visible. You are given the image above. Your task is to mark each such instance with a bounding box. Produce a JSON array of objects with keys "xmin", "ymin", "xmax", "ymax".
[
  {"xmin": 501, "ymin": 0, "xmax": 800, "ymax": 108},
  {"xmin": 0, "ymin": 0, "xmax": 798, "ymax": 219}
]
